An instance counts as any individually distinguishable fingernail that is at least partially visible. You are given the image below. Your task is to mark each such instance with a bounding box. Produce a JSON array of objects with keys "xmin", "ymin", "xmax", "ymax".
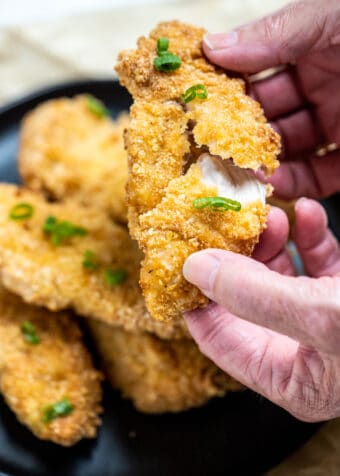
[
  {"xmin": 203, "ymin": 31, "xmax": 238, "ymax": 50},
  {"xmin": 183, "ymin": 251, "xmax": 220, "ymax": 292}
]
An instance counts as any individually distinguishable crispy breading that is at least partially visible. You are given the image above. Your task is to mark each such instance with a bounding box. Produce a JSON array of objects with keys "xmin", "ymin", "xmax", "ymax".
[
  {"xmin": 0, "ymin": 184, "xmax": 188, "ymax": 338},
  {"xmin": 139, "ymin": 163, "xmax": 269, "ymax": 320},
  {"xmin": 116, "ymin": 21, "xmax": 281, "ymax": 321},
  {"xmin": 19, "ymin": 96, "xmax": 129, "ymax": 223},
  {"xmin": 116, "ymin": 21, "xmax": 280, "ymax": 178},
  {"xmin": 87, "ymin": 319, "xmax": 242, "ymax": 413},
  {"xmin": 0, "ymin": 285, "xmax": 102, "ymax": 446}
]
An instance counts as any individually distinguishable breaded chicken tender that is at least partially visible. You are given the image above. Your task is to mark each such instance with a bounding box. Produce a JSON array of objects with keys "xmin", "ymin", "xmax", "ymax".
[
  {"xmin": 19, "ymin": 95, "xmax": 128, "ymax": 223},
  {"xmin": 0, "ymin": 184, "xmax": 188, "ymax": 339},
  {"xmin": 0, "ymin": 285, "xmax": 102, "ymax": 446},
  {"xmin": 88, "ymin": 319, "xmax": 242, "ymax": 413},
  {"xmin": 116, "ymin": 21, "xmax": 281, "ymax": 321}
]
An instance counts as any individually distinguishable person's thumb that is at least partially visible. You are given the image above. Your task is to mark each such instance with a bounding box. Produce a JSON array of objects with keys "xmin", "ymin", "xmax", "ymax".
[
  {"xmin": 183, "ymin": 249, "xmax": 340, "ymax": 354},
  {"xmin": 203, "ymin": 0, "xmax": 340, "ymax": 72}
]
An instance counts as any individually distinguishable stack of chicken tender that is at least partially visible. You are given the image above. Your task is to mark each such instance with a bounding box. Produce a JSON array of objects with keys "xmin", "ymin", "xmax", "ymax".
[
  {"xmin": 0, "ymin": 94, "xmax": 240, "ymax": 447},
  {"xmin": 0, "ymin": 20, "xmax": 280, "ymax": 446}
]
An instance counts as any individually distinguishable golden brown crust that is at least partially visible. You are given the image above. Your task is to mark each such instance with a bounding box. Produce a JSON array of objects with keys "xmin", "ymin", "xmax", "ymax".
[
  {"xmin": 116, "ymin": 21, "xmax": 280, "ymax": 321},
  {"xmin": 88, "ymin": 319, "xmax": 242, "ymax": 413},
  {"xmin": 0, "ymin": 184, "xmax": 189, "ymax": 338},
  {"xmin": 116, "ymin": 20, "xmax": 280, "ymax": 174},
  {"xmin": 138, "ymin": 165, "xmax": 269, "ymax": 320},
  {"xmin": 19, "ymin": 96, "xmax": 128, "ymax": 223},
  {"xmin": 126, "ymin": 100, "xmax": 189, "ymax": 213},
  {"xmin": 0, "ymin": 286, "xmax": 102, "ymax": 446}
]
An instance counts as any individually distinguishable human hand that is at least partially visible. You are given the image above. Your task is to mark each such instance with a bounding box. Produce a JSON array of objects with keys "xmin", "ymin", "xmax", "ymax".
[
  {"xmin": 183, "ymin": 198, "xmax": 340, "ymax": 422},
  {"xmin": 203, "ymin": 0, "xmax": 340, "ymax": 200}
]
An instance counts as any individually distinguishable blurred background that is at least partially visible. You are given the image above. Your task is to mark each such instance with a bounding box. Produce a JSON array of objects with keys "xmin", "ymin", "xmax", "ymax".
[{"xmin": 0, "ymin": 0, "xmax": 289, "ymax": 105}]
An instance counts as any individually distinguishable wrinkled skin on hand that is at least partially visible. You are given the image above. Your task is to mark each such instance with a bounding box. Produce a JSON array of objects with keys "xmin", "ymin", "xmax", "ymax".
[
  {"xmin": 184, "ymin": 0, "xmax": 340, "ymax": 423},
  {"xmin": 185, "ymin": 199, "xmax": 340, "ymax": 422}
]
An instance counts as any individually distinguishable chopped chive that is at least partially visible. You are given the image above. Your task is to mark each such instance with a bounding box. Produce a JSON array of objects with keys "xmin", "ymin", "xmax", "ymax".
[
  {"xmin": 104, "ymin": 268, "xmax": 127, "ymax": 286},
  {"xmin": 42, "ymin": 215, "xmax": 57, "ymax": 233},
  {"xmin": 21, "ymin": 321, "xmax": 40, "ymax": 345},
  {"xmin": 193, "ymin": 197, "xmax": 242, "ymax": 212},
  {"xmin": 9, "ymin": 203, "xmax": 34, "ymax": 220},
  {"xmin": 157, "ymin": 37, "xmax": 169, "ymax": 54},
  {"xmin": 42, "ymin": 398, "xmax": 74, "ymax": 423},
  {"xmin": 181, "ymin": 84, "xmax": 208, "ymax": 103},
  {"xmin": 82, "ymin": 250, "xmax": 99, "ymax": 270},
  {"xmin": 154, "ymin": 53, "xmax": 181, "ymax": 72},
  {"xmin": 86, "ymin": 95, "xmax": 109, "ymax": 118},
  {"xmin": 43, "ymin": 215, "xmax": 87, "ymax": 245}
]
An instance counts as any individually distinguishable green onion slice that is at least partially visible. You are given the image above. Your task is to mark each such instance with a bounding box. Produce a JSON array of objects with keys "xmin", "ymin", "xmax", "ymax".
[
  {"xmin": 86, "ymin": 95, "xmax": 109, "ymax": 118},
  {"xmin": 21, "ymin": 321, "xmax": 40, "ymax": 345},
  {"xmin": 43, "ymin": 215, "xmax": 87, "ymax": 245},
  {"xmin": 193, "ymin": 196, "xmax": 242, "ymax": 212},
  {"xmin": 181, "ymin": 84, "xmax": 208, "ymax": 103},
  {"xmin": 154, "ymin": 53, "xmax": 181, "ymax": 72},
  {"xmin": 157, "ymin": 37, "xmax": 169, "ymax": 54},
  {"xmin": 104, "ymin": 268, "xmax": 127, "ymax": 286},
  {"xmin": 42, "ymin": 398, "xmax": 74, "ymax": 423},
  {"xmin": 9, "ymin": 203, "xmax": 34, "ymax": 220},
  {"xmin": 83, "ymin": 250, "xmax": 99, "ymax": 270}
]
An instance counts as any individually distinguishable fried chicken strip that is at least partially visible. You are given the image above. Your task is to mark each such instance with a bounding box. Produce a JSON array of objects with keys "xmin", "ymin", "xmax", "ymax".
[
  {"xmin": 19, "ymin": 96, "xmax": 129, "ymax": 223},
  {"xmin": 116, "ymin": 21, "xmax": 281, "ymax": 321},
  {"xmin": 0, "ymin": 285, "xmax": 102, "ymax": 446},
  {"xmin": 0, "ymin": 184, "xmax": 188, "ymax": 339},
  {"xmin": 88, "ymin": 319, "xmax": 242, "ymax": 413}
]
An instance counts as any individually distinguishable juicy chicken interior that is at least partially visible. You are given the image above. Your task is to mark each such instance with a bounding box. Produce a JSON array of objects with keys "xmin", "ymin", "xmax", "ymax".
[
  {"xmin": 116, "ymin": 20, "xmax": 281, "ymax": 321},
  {"xmin": 199, "ymin": 154, "xmax": 267, "ymax": 206}
]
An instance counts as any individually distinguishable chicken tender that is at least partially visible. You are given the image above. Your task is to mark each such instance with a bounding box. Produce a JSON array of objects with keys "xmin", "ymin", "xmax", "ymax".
[
  {"xmin": 0, "ymin": 285, "xmax": 102, "ymax": 446},
  {"xmin": 0, "ymin": 184, "xmax": 188, "ymax": 339},
  {"xmin": 88, "ymin": 319, "xmax": 242, "ymax": 413},
  {"xmin": 19, "ymin": 96, "xmax": 128, "ymax": 223},
  {"xmin": 116, "ymin": 21, "xmax": 281, "ymax": 321}
]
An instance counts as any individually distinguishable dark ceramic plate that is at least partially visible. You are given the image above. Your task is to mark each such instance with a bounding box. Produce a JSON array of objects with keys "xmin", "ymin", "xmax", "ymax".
[{"xmin": 0, "ymin": 79, "xmax": 335, "ymax": 476}]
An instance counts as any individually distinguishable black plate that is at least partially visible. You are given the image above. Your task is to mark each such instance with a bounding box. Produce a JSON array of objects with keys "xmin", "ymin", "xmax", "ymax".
[{"xmin": 0, "ymin": 80, "xmax": 329, "ymax": 476}]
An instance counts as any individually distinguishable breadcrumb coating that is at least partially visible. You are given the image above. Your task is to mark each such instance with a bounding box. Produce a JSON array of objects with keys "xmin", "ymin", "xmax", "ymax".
[
  {"xmin": 139, "ymin": 164, "xmax": 269, "ymax": 320},
  {"xmin": 0, "ymin": 285, "xmax": 102, "ymax": 446},
  {"xmin": 0, "ymin": 184, "xmax": 188, "ymax": 338},
  {"xmin": 116, "ymin": 21, "xmax": 280, "ymax": 321},
  {"xmin": 19, "ymin": 96, "xmax": 128, "ymax": 223},
  {"xmin": 116, "ymin": 20, "xmax": 280, "ymax": 175},
  {"xmin": 88, "ymin": 319, "xmax": 242, "ymax": 413}
]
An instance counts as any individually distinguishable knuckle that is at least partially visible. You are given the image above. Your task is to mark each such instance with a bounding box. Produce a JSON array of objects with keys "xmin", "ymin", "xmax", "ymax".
[
  {"xmin": 277, "ymin": 347, "xmax": 339, "ymax": 422},
  {"xmin": 306, "ymin": 277, "xmax": 340, "ymax": 352}
]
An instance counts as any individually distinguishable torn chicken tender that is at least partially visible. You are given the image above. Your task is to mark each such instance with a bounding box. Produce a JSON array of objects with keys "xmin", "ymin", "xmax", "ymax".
[
  {"xmin": 116, "ymin": 21, "xmax": 280, "ymax": 321},
  {"xmin": 88, "ymin": 319, "xmax": 242, "ymax": 413},
  {"xmin": 0, "ymin": 184, "xmax": 188, "ymax": 339},
  {"xmin": 116, "ymin": 20, "xmax": 280, "ymax": 179},
  {"xmin": 139, "ymin": 155, "xmax": 269, "ymax": 320},
  {"xmin": 0, "ymin": 285, "xmax": 102, "ymax": 446},
  {"xmin": 19, "ymin": 96, "xmax": 129, "ymax": 223}
]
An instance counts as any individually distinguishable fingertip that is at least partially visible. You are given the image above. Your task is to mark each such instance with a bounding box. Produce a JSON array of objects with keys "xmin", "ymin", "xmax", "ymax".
[
  {"xmin": 295, "ymin": 197, "xmax": 327, "ymax": 226},
  {"xmin": 267, "ymin": 206, "xmax": 290, "ymax": 238},
  {"xmin": 203, "ymin": 32, "xmax": 238, "ymax": 51},
  {"xmin": 183, "ymin": 249, "xmax": 221, "ymax": 291},
  {"xmin": 293, "ymin": 198, "xmax": 328, "ymax": 248},
  {"xmin": 252, "ymin": 206, "xmax": 289, "ymax": 262}
]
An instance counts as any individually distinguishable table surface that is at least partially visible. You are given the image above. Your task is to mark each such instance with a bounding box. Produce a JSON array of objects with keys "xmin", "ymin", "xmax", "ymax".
[{"xmin": 0, "ymin": 1, "xmax": 339, "ymax": 474}]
